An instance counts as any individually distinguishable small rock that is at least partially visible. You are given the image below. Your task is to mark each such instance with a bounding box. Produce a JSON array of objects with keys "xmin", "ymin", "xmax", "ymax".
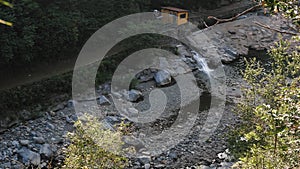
[
  {"xmin": 139, "ymin": 74, "xmax": 154, "ymax": 82},
  {"xmin": 49, "ymin": 111, "xmax": 56, "ymax": 117},
  {"xmin": 134, "ymin": 161, "xmax": 141, "ymax": 167},
  {"xmin": 224, "ymin": 47, "xmax": 238, "ymax": 58},
  {"xmin": 176, "ymin": 44, "xmax": 192, "ymax": 57},
  {"xmin": 33, "ymin": 137, "xmax": 45, "ymax": 144},
  {"xmin": 144, "ymin": 163, "xmax": 151, "ymax": 169},
  {"xmin": 126, "ymin": 89, "xmax": 143, "ymax": 102},
  {"xmin": 168, "ymin": 152, "xmax": 177, "ymax": 160},
  {"xmin": 97, "ymin": 95, "xmax": 111, "ymax": 105},
  {"xmin": 237, "ymin": 15, "xmax": 247, "ymax": 20},
  {"xmin": 112, "ymin": 92, "xmax": 122, "ymax": 98},
  {"xmin": 40, "ymin": 162, "xmax": 47, "ymax": 168},
  {"xmin": 12, "ymin": 164, "xmax": 23, "ymax": 169},
  {"xmin": 46, "ymin": 122, "xmax": 55, "ymax": 130},
  {"xmin": 0, "ymin": 162, "xmax": 11, "ymax": 169},
  {"xmin": 197, "ymin": 165, "xmax": 211, "ymax": 169},
  {"xmin": 138, "ymin": 155, "xmax": 151, "ymax": 164},
  {"xmin": 128, "ymin": 107, "xmax": 139, "ymax": 116},
  {"xmin": 66, "ymin": 116, "xmax": 74, "ymax": 124},
  {"xmin": 105, "ymin": 116, "xmax": 122, "ymax": 124},
  {"xmin": 154, "ymin": 164, "xmax": 165, "ymax": 168},
  {"xmin": 19, "ymin": 140, "xmax": 30, "ymax": 146},
  {"xmin": 70, "ymin": 114, "xmax": 78, "ymax": 122},
  {"xmin": 215, "ymin": 31, "xmax": 222, "ymax": 35},
  {"xmin": 40, "ymin": 144, "xmax": 56, "ymax": 158},
  {"xmin": 11, "ymin": 140, "xmax": 20, "ymax": 148},
  {"xmin": 217, "ymin": 152, "xmax": 228, "ymax": 160},
  {"xmin": 154, "ymin": 70, "xmax": 172, "ymax": 86},
  {"xmin": 30, "ymin": 131, "xmax": 37, "ymax": 136},
  {"xmin": 101, "ymin": 119, "xmax": 115, "ymax": 131},
  {"xmin": 219, "ymin": 162, "xmax": 234, "ymax": 168},
  {"xmin": 57, "ymin": 112, "xmax": 64, "ymax": 117},
  {"xmin": 67, "ymin": 100, "xmax": 77, "ymax": 108},
  {"xmin": 238, "ymin": 29, "xmax": 246, "ymax": 34},
  {"xmin": 0, "ymin": 152, "xmax": 3, "ymax": 160},
  {"xmin": 209, "ymin": 163, "xmax": 217, "ymax": 168},
  {"xmin": 228, "ymin": 30, "xmax": 236, "ymax": 34},
  {"xmin": 50, "ymin": 137, "xmax": 63, "ymax": 144}
]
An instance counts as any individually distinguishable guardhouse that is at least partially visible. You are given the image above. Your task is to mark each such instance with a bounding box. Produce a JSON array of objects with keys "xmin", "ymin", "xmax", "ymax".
[{"xmin": 161, "ymin": 7, "xmax": 189, "ymax": 25}]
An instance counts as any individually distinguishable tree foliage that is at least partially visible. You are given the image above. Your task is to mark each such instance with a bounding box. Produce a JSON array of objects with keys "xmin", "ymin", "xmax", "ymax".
[
  {"xmin": 233, "ymin": 39, "xmax": 300, "ymax": 168},
  {"xmin": 231, "ymin": 2, "xmax": 300, "ymax": 168},
  {"xmin": 259, "ymin": 0, "xmax": 300, "ymax": 26},
  {"xmin": 0, "ymin": 0, "xmax": 141, "ymax": 65},
  {"xmin": 0, "ymin": 0, "xmax": 12, "ymax": 26},
  {"xmin": 63, "ymin": 114, "xmax": 128, "ymax": 169}
]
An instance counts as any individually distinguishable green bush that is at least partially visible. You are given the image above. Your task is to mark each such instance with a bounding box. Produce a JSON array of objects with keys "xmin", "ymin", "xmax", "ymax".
[
  {"xmin": 258, "ymin": 0, "xmax": 299, "ymax": 26},
  {"xmin": 63, "ymin": 115, "xmax": 128, "ymax": 169},
  {"xmin": 232, "ymin": 39, "xmax": 300, "ymax": 169}
]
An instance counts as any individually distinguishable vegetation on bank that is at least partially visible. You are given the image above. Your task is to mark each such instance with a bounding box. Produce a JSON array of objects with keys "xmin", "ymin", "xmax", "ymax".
[
  {"xmin": 63, "ymin": 115, "xmax": 129, "ymax": 169},
  {"xmin": 260, "ymin": 0, "xmax": 300, "ymax": 26},
  {"xmin": 231, "ymin": 1, "xmax": 299, "ymax": 168},
  {"xmin": 232, "ymin": 39, "xmax": 300, "ymax": 168},
  {"xmin": 0, "ymin": 0, "xmax": 12, "ymax": 26}
]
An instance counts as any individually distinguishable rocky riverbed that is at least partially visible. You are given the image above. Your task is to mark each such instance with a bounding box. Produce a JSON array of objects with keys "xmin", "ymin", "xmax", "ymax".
[{"xmin": 0, "ymin": 12, "xmax": 296, "ymax": 169}]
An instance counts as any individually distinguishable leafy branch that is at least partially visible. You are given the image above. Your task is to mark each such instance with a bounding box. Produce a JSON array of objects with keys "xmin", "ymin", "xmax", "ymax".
[{"xmin": 0, "ymin": 0, "xmax": 13, "ymax": 26}]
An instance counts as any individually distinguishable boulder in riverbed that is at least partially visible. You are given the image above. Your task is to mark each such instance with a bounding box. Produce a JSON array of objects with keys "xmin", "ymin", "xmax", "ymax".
[
  {"xmin": 126, "ymin": 89, "xmax": 143, "ymax": 102},
  {"xmin": 18, "ymin": 147, "xmax": 41, "ymax": 166},
  {"xmin": 39, "ymin": 144, "xmax": 56, "ymax": 158},
  {"xmin": 154, "ymin": 70, "xmax": 172, "ymax": 86},
  {"xmin": 97, "ymin": 95, "xmax": 111, "ymax": 105}
]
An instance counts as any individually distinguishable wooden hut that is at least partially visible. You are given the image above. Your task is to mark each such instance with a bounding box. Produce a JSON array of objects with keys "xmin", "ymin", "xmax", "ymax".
[{"xmin": 161, "ymin": 7, "xmax": 189, "ymax": 25}]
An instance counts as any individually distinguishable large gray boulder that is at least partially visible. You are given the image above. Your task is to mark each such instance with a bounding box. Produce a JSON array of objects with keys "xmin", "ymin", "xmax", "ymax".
[
  {"xmin": 18, "ymin": 147, "xmax": 41, "ymax": 166},
  {"xmin": 154, "ymin": 70, "xmax": 172, "ymax": 86}
]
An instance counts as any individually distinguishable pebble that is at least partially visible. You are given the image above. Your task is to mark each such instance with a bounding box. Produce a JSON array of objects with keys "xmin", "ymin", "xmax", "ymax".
[
  {"xmin": 46, "ymin": 122, "xmax": 55, "ymax": 130},
  {"xmin": 40, "ymin": 144, "xmax": 56, "ymax": 158},
  {"xmin": 49, "ymin": 111, "xmax": 56, "ymax": 117},
  {"xmin": 144, "ymin": 163, "xmax": 151, "ymax": 169},
  {"xmin": 168, "ymin": 152, "xmax": 178, "ymax": 160},
  {"xmin": 217, "ymin": 152, "xmax": 228, "ymax": 160},
  {"xmin": 0, "ymin": 162, "xmax": 11, "ymax": 169},
  {"xmin": 19, "ymin": 140, "xmax": 30, "ymax": 146},
  {"xmin": 97, "ymin": 95, "xmax": 111, "ymax": 105},
  {"xmin": 66, "ymin": 116, "xmax": 74, "ymax": 124},
  {"xmin": 11, "ymin": 141, "xmax": 19, "ymax": 148},
  {"xmin": 33, "ymin": 137, "xmax": 45, "ymax": 144},
  {"xmin": 228, "ymin": 30, "xmax": 236, "ymax": 34},
  {"xmin": 126, "ymin": 89, "xmax": 143, "ymax": 102},
  {"xmin": 138, "ymin": 155, "xmax": 151, "ymax": 164}
]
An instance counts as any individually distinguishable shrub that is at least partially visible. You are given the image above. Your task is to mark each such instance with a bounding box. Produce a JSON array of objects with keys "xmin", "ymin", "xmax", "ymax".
[
  {"xmin": 63, "ymin": 115, "xmax": 128, "ymax": 169},
  {"xmin": 232, "ymin": 39, "xmax": 300, "ymax": 169}
]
